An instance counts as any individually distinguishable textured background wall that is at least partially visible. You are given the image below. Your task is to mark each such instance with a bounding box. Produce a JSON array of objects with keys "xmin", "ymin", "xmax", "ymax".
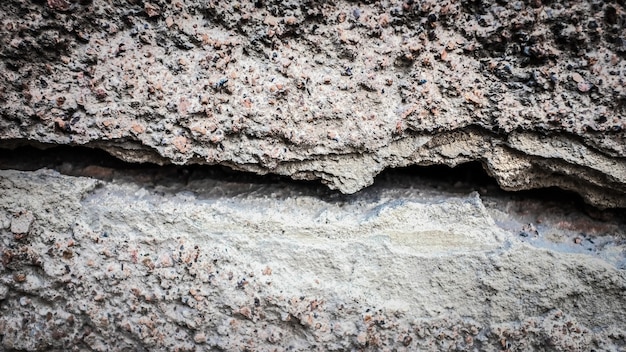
[{"xmin": 1, "ymin": 0, "xmax": 626, "ymax": 350}]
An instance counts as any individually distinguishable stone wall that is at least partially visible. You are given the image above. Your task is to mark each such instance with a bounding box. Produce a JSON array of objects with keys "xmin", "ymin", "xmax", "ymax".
[{"xmin": 1, "ymin": 0, "xmax": 626, "ymax": 350}]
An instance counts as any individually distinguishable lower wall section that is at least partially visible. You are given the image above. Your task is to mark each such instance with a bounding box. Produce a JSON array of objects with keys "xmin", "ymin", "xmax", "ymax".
[{"xmin": 0, "ymin": 169, "xmax": 625, "ymax": 351}]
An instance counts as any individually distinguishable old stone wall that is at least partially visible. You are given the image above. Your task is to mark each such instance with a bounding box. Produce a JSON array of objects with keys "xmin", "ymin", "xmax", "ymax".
[{"xmin": 1, "ymin": 0, "xmax": 626, "ymax": 351}]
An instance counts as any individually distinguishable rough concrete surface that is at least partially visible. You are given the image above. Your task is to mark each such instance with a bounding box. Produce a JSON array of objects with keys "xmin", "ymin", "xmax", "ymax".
[
  {"xmin": 0, "ymin": 168, "xmax": 625, "ymax": 351},
  {"xmin": 2, "ymin": 0, "xmax": 626, "ymax": 350},
  {"xmin": 0, "ymin": 0, "xmax": 625, "ymax": 207}
]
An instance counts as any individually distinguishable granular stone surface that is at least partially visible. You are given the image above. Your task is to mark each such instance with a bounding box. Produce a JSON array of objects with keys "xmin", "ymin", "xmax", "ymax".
[
  {"xmin": 1, "ymin": 0, "xmax": 626, "ymax": 350},
  {"xmin": 0, "ymin": 0, "xmax": 625, "ymax": 207}
]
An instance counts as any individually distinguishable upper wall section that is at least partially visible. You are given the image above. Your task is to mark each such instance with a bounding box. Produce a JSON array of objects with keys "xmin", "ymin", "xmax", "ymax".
[{"xmin": 0, "ymin": 0, "xmax": 625, "ymax": 207}]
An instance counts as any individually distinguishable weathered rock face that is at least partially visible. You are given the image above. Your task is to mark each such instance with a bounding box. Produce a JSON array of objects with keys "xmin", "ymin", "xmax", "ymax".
[
  {"xmin": 0, "ymin": 0, "xmax": 625, "ymax": 207},
  {"xmin": 1, "ymin": 1, "xmax": 626, "ymax": 350},
  {"xmin": 1, "ymin": 169, "xmax": 625, "ymax": 351}
]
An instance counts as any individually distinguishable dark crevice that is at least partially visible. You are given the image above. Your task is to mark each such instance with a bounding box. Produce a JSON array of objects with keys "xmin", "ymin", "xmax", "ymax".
[
  {"xmin": 0, "ymin": 145, "xmax": 625, "ymax": 221},
  {"xmin": 0, "ymin": 144, "xmax": 297, "ymax": 184},
  {"xmin": 375, "ymin": 163, "xmax": 626, "ymax": 222}
]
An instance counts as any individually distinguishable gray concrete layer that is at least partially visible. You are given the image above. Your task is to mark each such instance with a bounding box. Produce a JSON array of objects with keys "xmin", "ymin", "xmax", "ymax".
[{"xmin": 1, "ymin": 169, "xmax": 625, "ymax": 351}]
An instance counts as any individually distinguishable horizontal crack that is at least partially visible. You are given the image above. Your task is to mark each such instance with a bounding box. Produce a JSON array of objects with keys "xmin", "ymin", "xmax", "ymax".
[{"xmin": 0, "ymin": 142, "xmax": 624, "ymax": 214}]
